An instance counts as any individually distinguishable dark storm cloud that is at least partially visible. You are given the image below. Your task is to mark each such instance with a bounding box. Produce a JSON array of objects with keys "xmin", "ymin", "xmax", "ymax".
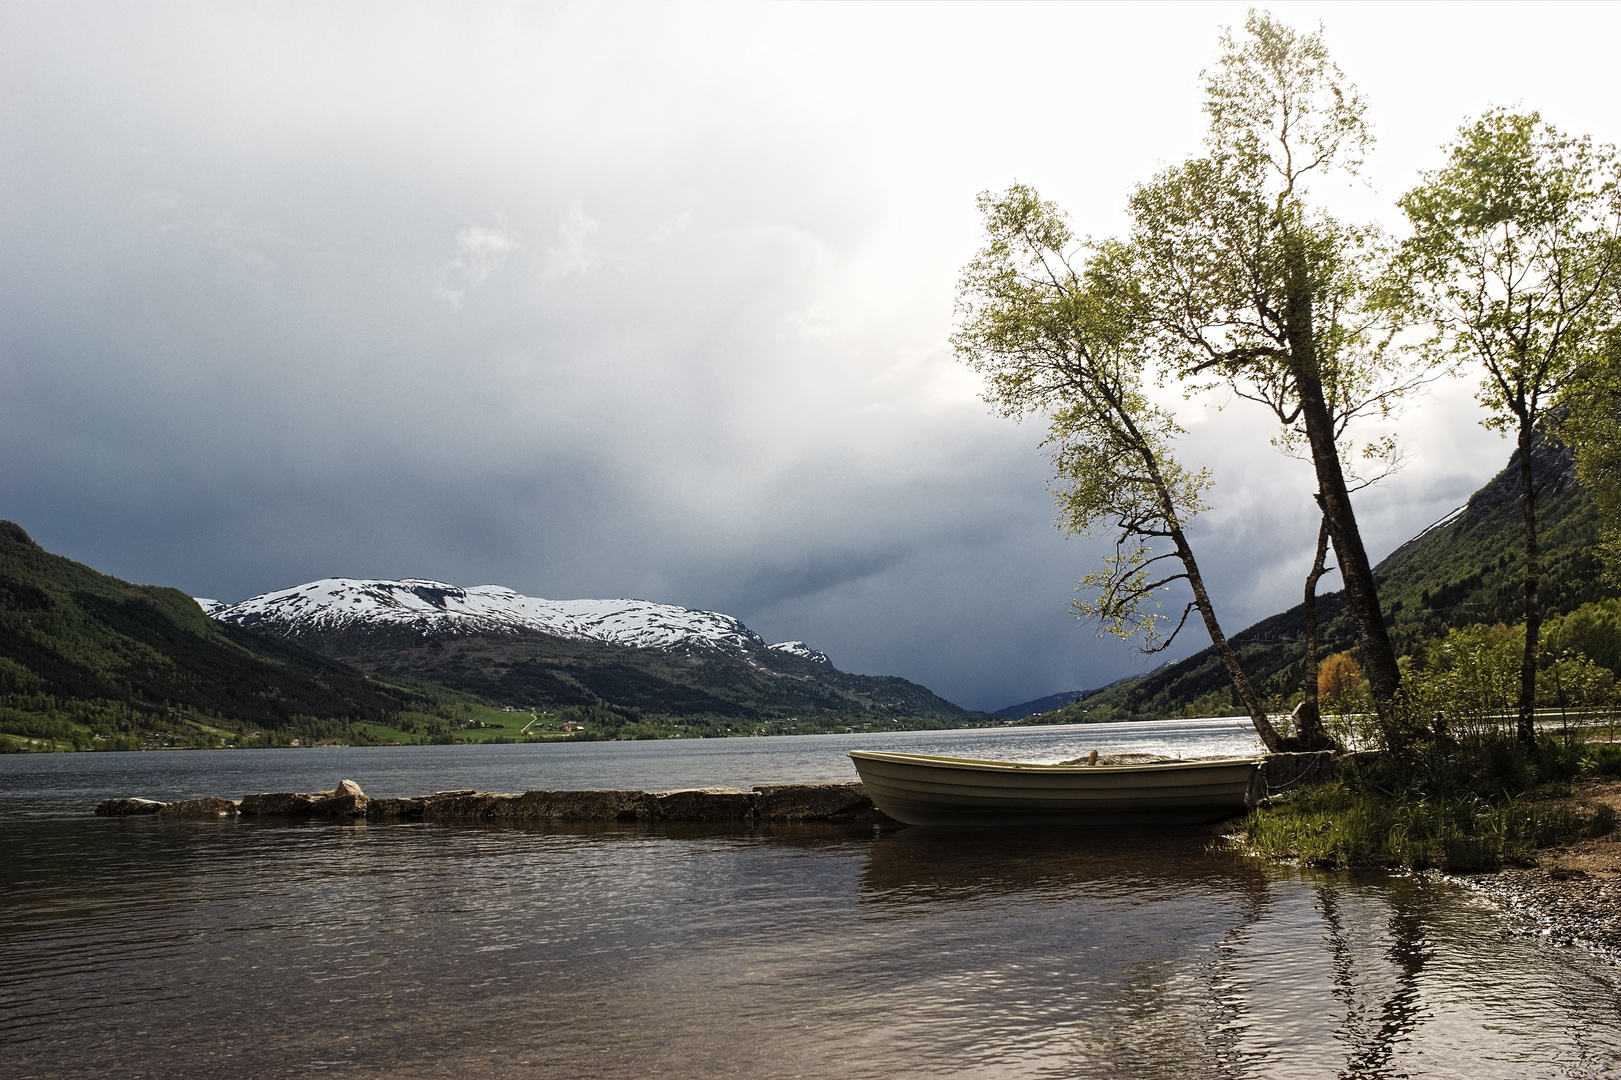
[{"xmin": 3, "ymin": 3, "xmax": 1616, "ymax": 710}]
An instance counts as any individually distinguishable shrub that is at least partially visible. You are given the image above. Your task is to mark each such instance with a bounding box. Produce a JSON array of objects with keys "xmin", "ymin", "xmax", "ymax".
[
  {"xmin": 1584, "ymin": 742, "xmax": 1621, "ymax": 777},
  {"xmin": 1318, "ymin": 652, "xmax": 1363, "ymax": 703},
  {"xmin": 1245, "ymin": 729, "xmax": 1617, "ymax": 869}
]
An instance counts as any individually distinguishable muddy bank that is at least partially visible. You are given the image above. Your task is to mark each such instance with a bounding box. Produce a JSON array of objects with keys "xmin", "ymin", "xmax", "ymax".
[{"xmin": 95, "ymin": 778, "xmax": 892, "ymax": 825}]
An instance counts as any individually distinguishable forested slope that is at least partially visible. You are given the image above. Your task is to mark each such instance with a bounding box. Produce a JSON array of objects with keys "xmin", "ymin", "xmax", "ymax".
[
  {"xmin": 0, "ymin": 522, "xmax": 434, "ymax": 745},
  {"xmin": 1048, "ymin": 440, "xmax": 1618, "ymax": 722},
  {"xmin": 252, "ymin": 619, "xmax": 979, "ymax": 724}
]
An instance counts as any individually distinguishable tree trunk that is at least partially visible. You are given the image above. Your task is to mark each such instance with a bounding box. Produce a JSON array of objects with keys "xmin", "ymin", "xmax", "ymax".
[
  {"xmin": 1171, "ymin": 526, "xmax": 1285, "ymax": 752},
  {"xmin": 1517, "ymin": 417, "xmax": 1542, "ymax": 748},
  {"xmin": 1281, "ymin": 250, "xmax": 1406, "ymax": 748},
  {"xmin": 1293, "ymin": 515, "xmax": 1334, "ymax": 751}
]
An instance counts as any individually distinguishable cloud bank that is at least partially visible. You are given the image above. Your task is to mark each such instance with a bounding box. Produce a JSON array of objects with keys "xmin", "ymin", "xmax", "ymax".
[{"xmin": 2, "ymin": 2, "xmax": 1616, "ymax": 709}]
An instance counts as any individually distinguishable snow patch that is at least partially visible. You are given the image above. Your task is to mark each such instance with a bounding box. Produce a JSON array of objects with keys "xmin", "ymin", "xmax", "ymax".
[{"xmin": 768, "ymin": 640, "xmax": 834, "ymax": 668}]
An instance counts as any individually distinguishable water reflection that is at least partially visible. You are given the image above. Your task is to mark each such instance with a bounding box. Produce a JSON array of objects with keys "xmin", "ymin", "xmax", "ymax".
[
  {"xmin": 1317, "ymin": 882, "xmax": 1432, "ymax": 1078},
  {"xmin": 2, "ymin": 816, "xmax": 1620, "ymax": 1078},
  {"xmin": 858, "ymin": 823, "xmax": 1273, "ymax": 901}
]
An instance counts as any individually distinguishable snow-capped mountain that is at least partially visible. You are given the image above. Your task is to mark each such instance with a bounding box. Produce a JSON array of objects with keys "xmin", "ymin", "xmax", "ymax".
[
  {"xmin": 766, "ymin": 640, "xmax": 833, "ymax": 668},
  {"xmin": 201, "ymin": 578, "xmax": 833, "ymax": 667}
]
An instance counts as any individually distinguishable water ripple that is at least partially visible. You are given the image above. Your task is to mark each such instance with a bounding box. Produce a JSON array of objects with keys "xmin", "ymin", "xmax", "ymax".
[{"xmin": 4, "ymin": 737, "xmax": 1620, "ymax": 1077}]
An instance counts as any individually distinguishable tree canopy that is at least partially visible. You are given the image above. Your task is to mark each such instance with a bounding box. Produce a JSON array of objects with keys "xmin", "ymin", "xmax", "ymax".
[
  {"xmin": 954, "ymin": 185, "xmax": 1283, "ymax": 750},
  {"xmin": 1396, "ymin": 109, "xmax": 1621, "ymax": 744},
  {"xmin": 1115, "ymin": 12, "xmax": 1417, "ymax": 745},
  {"xmin": 957, "ymin": 11, "xmax": 1621, "ymax": 758}
]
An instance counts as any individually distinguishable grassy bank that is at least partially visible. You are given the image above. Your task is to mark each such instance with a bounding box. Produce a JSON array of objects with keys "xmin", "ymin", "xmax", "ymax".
[
  {"xmin": 1244, "ymin": 736, "xmax": 1620, "ymax": 871},
  {"xmin": 2, "ymin": 696, "xmax": 988, "ymax": 753}
]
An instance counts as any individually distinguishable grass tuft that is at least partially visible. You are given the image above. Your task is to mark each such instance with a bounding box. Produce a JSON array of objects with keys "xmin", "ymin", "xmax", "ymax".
[{"xmin": 1245, "ymin": 732, "xmax": 1618, "ymax": 870}]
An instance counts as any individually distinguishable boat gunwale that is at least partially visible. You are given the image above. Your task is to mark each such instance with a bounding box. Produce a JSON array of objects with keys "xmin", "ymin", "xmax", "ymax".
[{"xmin": 847, "ymin": 749, "xmax": 1261, "ymax": 775}]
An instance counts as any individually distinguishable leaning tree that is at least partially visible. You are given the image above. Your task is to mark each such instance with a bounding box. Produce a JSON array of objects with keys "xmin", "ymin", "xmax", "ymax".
[
  {"xmin": 953, "ymin": 186, "xmax": 1286, "ymax": 752},
  {"xmin": 1116, "ymin": 12, "xmax": 1425, "ymax": 748},
  {"xmin": 1207, "ymin": 219, "xmax": 1425, "ymax": 748}
]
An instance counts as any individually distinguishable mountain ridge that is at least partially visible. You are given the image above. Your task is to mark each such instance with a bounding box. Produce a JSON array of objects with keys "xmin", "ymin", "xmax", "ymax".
[
  {"xmin": 0, "ymin": 521, "xmax": 438, "ymax": 746},
  {"xmin": 205, "ymin": 577, "xmax": 836, "ymax": 668},
  {"xmin": 993, "ymin": 690, "xmax": 1086, "ymax": 720},
  {"xmin": 0, "ymin": 523, "xmax": 981, "ymax": 747},
  {"xmin": 200, "ymin": 577, "xmax": 971, "ymax": 725}
]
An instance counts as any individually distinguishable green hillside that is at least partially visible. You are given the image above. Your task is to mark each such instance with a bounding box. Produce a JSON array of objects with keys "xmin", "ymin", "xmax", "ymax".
[
  {"xmin": 1045, "ymin": 439, "xmax": 1619, "ymax": 722},
  {"xmin": 0, "ymin": 521, "xmax": 440, "ymax": 749},
  {"xmin": 256, "ymin": 620, "xmax": 980, "ymax": 727},
  {"xmin": 0, "ymin": 521, "xmax": 982, "ymax": 751}
]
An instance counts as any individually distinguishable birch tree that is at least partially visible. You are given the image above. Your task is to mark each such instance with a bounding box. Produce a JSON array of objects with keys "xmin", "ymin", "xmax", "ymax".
[
  {"xmin": 953, "ymin": 186, "xmax": 1286, "ymax": 752},
  {"xmin": 1121, "ymin": 13, "xmax": 1418, "ymax": 747},
  {"xmin": 1197, "ymin": 219, "xmax": 1419, "ymax": 749},
  {"xmin": 1396, "ymin": 110, "xmax": 1621, "ymax": 747}
]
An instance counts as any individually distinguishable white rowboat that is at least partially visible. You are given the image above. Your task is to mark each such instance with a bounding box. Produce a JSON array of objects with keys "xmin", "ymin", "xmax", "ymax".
[{"xmin": 848, "ymin": 750, "xmax": 1262, "ymax": 825}]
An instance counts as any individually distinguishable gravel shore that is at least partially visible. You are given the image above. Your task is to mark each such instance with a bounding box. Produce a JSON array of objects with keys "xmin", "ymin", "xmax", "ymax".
[{"xmin": 1452, "ymin": 777, "xmax": 1621, "ymax": 965}]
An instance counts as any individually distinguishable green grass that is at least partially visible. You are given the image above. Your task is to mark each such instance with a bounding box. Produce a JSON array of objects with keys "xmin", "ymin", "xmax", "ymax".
[
  {"xmin": 1244, "ymin": 783, "xmax": 1615, "ymax": 871},
  {"xmin": 1243, "ymin": 731, "xmax": 1621, "ymax": 870},
  {"xmin": 1244, "ymin": 731, "xmax": 1620, "ymax": 871}
]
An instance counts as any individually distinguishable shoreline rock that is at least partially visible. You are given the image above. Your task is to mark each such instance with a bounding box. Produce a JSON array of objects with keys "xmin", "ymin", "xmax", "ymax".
[
  {"xmin": 94, "ymin": 797, "xmax": 166, "ymax": 816},
  {"xmin": 96, "ymin": 778, "xmax": 889, "ymax": 825},
  {"xmin": 166, "ymin": 796, "xmax": 239, "ymax": 818}
]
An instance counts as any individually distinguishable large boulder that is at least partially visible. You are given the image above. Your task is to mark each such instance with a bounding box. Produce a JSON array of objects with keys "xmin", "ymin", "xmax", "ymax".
[
  {"xmin": 241, "ymin": 780, "xmax": 369, "ymax": 818},
  {"xmin": 753, "ymin": 781, "xmax": 873, "ymax": 822},
  {"xmin": 312, "ymin": 780, "xmax": 368, "ymax": 817},
  {"xmin": 95, "ymin": 797, "xmax": 167, "ymax": 816}
]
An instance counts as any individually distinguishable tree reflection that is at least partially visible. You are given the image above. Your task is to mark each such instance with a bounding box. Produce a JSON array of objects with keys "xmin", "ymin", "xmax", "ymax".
[{"xmin": 1315, "ymin": 876, "xmax": 1433, "ymax": 1078}]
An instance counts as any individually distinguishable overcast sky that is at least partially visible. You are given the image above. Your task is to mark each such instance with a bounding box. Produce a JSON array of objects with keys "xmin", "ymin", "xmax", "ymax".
[{"xmin": 3, "ymin": 2, "xmax": 1617, "ymax": 711}]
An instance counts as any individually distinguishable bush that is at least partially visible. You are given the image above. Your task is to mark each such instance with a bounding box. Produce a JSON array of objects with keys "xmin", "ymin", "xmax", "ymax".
[
  {"xmin": 1344, "ymin": 729, "xmax": 1584, "ymax": 802},
  {"xmin": 1318, "ymin": 652, "xmax": 1363, "ymax": 703},
  {"xmin": 1584, "ymin": 742, "xmax": 1621, "ymax": 777}
]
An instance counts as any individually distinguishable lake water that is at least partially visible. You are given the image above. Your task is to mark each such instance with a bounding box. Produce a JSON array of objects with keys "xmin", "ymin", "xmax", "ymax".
[{"xmin": 4, "ymin": 720, "xmax": 1620, "ymax": 1079}]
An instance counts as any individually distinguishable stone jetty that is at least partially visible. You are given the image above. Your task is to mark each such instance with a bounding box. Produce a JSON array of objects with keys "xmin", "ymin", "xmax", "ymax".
[{"xmin": 96, "ymin": 779, "xmax": 888, "ymax": 825}]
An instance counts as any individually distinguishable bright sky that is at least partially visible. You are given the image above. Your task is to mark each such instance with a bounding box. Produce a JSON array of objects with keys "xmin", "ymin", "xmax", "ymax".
[{"xmin": 3, "ymin": 2, "xmax": 1616, "ymax": 709}]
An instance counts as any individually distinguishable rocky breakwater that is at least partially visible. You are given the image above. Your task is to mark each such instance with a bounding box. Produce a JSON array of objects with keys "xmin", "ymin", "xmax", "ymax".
[{"xmin": 96, "ymin": 779, "xmax": 889, "ymax": 825}]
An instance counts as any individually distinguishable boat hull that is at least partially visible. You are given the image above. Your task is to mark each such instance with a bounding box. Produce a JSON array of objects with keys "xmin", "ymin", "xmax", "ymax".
[{"xmin": 848, "ymin": 750, "xmax": 1261, "ymax": 826}]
